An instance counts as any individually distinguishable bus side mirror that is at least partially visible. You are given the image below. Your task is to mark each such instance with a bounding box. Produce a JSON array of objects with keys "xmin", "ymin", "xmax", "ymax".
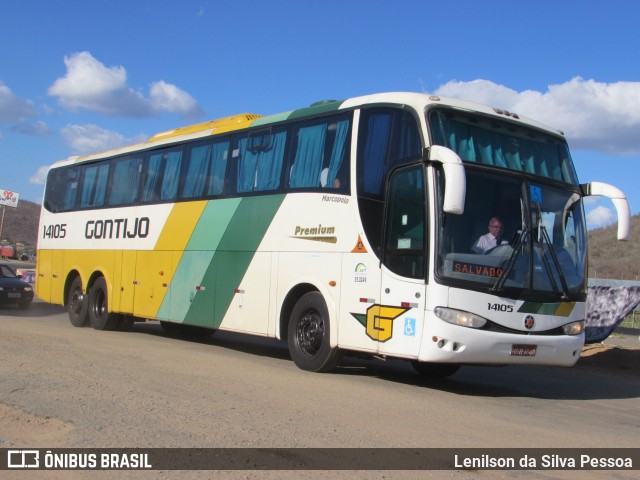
[
  {"xmin": 425, "ymin": 146, "xmax": 466, "ymax": 215},
  {"xmin": 581, "ymin": 181, "xmax": 631, "ymax": 240}
]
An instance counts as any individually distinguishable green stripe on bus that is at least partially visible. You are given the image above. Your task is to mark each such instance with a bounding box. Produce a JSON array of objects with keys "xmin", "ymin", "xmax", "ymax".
[
  {"xmin": 517, "ymin": 301, "xmax": 575, "ymax": 317},
  {"xmin": 183, "ymin": 194, "xmax": 286, "ymax": 328},
  {"xmin": 250, "ymin": 99, "xmax": 345, "ymax": 127},
  {"xmin": 251, "ymin": 112, "xmax": 293, "ymax": 127},
  {"xmin": 518, "ymin": 302, "xmax": 542, "ymax": 314},
  {"xmin": 185, "ymin": 198, "xmax": 243, "ymax": 251},
  {"xmin": 157, "ymin": 199, "xmax": 242, "ymax": 321},
  {"xmin": 287, "ymin": 100, "xmax": 344, "ymax": 120},
  {"xmin": 538, "ymin": 303, "xmax": 561, "ymax": 315}
]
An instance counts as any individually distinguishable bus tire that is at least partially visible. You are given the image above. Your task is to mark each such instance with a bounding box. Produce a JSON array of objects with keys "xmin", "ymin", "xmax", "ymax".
[
  {"xmin": 411, "ymin": 361, "xmax": 460, "ymax": 378},
  {"xmin": 88, "ymin": 277, "xmax": 121, "ymax": 331},
  {"xmin": 67, "ymin": 276, "xmax": 89, "ymax": 327},
  {"xmin": 288, "ymin": 291, "xmax": 341, "ymax": 373}
]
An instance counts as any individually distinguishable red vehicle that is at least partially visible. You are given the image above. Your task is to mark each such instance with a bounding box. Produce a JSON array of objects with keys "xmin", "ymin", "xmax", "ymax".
[{"xmin": 1, "ymin": 245, "xmax": 16, "ymax": 259}]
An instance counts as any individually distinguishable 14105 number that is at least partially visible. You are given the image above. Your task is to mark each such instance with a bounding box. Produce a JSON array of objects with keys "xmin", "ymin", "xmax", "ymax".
[
  {"xmin": 487, "ymin": 303, "xmax": 513, "ymax": 313},
  {"xmin": 42, "ymin": 223, "xmax": 67, "ymax": 239}
]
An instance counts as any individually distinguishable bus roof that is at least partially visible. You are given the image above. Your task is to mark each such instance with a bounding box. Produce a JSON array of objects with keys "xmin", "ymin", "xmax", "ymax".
[
  {"xmin": 48, "ymin": 92, "xmax": 565, "ymax": 170},
  {"xmin": 148, "ymin": 113, "xmax": 264, "ymax": 142}
]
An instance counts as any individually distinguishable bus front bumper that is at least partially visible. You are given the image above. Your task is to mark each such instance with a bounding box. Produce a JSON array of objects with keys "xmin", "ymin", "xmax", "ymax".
[{"xmin": 418, "ymin": 319, "xmax": 585, "ymax": 367}]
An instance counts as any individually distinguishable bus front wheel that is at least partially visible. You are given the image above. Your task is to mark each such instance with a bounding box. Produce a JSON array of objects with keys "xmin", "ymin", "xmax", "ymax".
[
  {"xmin": 88, "ymin": 277, "xmax": 121, "ymax": 331},
  {"xmin": 67, "ymin": 276, "xmax": 89, "ymax": 327},
  {"xmin": 287, "ymin": 292, "xmax": 341, "ymax": 373}
]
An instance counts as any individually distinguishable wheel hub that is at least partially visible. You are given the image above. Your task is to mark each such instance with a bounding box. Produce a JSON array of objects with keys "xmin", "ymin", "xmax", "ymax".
[
  {"xmin": 70, "ymin": 289, "xmax": 84, "ymax": 314},
  {"xmin": 297, "ymin": 310, "xmax": 324, "ymax": 355}
]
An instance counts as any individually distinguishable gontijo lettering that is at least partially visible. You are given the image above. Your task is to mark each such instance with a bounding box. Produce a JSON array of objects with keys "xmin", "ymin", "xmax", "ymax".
[{"xmin": 85, "ymin": 217, "xmax": 150, "ymax": 239}]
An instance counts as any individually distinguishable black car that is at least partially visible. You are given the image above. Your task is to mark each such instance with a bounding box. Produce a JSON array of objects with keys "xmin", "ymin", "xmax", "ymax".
[{"xmin": 0, "ymin": 264, "xmax": 34, "ymax": 309}]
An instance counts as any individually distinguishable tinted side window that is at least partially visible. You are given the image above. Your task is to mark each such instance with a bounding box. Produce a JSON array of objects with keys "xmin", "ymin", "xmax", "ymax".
[
  {"xmin": 357, "ymin": 108, "xmax": 422, "ymax": 199},
  {"xmin": 79, "ymin": 162, "xmax": 109, "ymax": 209},
  {"xmin": 288, "ymin": 116, "xmax": 351, "ymax": 191},
  {"xmin": 109, "ymin": 156, "xmax": 143, "ymax": 206},
  {"xmin": 182, "ymin": 138, "xmax": 230, "ymax": 199},
  {"xmin": 142, "ymin": 148, "xmax": 184, "ymax": 202},
  {"xmin": 44, "ymin": 166, "xmax": 80, "ymax": 212},
  {"xmin": 230, "ymin": 128, "xmax": 287, "ymax": 194},
  {"xmin": 384, "ymin": 165, "xmax": 426, "ymax": 279},
  {"xmin": 357, "ymin": 107, "xmax": 423, "ymax": 257}
]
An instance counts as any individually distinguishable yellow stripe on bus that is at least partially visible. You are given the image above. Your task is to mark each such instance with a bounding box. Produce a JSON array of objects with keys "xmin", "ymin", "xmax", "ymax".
[{"xmin": 155, "ymin": 201, "xmax": 208, "ymax": 251}]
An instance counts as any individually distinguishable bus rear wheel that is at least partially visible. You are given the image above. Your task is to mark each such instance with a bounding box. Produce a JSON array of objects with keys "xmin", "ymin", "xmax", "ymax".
[
  {"xmin": 288, "ymin": 291, "xmax": 341, "ymax": 373},
  {"xmin": 67, "ymin": 276, "xmax": 89, "ymax": 327},
  {"xmin": 411, "ymin": 361, "xmax": 460, "ymax": 378},
  {"xmin": 88, "ymin": 277, "xmax": 121, "ymax": 331}
]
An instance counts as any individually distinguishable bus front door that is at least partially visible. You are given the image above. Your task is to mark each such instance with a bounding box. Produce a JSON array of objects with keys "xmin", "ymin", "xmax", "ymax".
[
  {"xmin": 378, "ymin": 165, "xmax": 428, "ymax": 358},
  {"xmin": 378, "ymin": 268, "xmax": 426, "ymax": 358}
]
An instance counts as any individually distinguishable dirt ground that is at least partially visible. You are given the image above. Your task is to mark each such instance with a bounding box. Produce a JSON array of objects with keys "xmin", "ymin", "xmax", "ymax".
[
  {"xmin": 580, "ymin": 331, "xmax": 640, "ymax": 370},
  {"xmin": 0, "ymin": 402, "xmax": 73, "ymax": 447},
  {"xmin": 2, "ymin": 331, "xmax": 637, "ymax": 451},
  {"xmin": 1, "ymin": 304, "xmax": 638, "ymax": 479}
]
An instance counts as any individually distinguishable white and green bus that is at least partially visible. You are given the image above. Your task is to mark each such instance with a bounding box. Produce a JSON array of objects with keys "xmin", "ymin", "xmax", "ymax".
[{"xmin": 37, "ymin": 92, "xmax": 631, "ymax": 376}]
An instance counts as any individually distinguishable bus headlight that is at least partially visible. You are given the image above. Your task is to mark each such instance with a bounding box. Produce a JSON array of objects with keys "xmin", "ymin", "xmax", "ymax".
[
  {"xmin": 435, "ymin": 307, "xmax": 487, "ymax": 328},
  {"xmin": 562, "ymin": 320, "xmax": 585, "ymax": 335}
]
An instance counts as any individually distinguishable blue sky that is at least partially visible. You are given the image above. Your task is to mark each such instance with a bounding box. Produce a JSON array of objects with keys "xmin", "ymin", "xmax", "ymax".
[{"xmin": 1, "ymin": 0, "xmax": 639, "ymax": 230}]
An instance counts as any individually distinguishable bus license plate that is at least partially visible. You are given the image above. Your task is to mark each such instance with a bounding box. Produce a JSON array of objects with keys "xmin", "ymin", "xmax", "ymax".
[{"xmin": 511, "ymin": 344, "xmax": 537, "ymax": 356}]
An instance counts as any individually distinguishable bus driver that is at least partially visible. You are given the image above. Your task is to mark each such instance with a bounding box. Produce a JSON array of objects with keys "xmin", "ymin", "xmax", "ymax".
[{"xmin": 472, "ymin": 217, "xmax": 503, "ymax": 254}]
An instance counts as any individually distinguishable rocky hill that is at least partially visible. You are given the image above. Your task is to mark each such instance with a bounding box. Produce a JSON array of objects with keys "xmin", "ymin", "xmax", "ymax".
[
  {"xmin": 1, "ymin": 199, "xmax": 40, "ymax": 247},
  {"xmin": 588, "ymin": 214, "xmax": 640, "ymax": 281}
]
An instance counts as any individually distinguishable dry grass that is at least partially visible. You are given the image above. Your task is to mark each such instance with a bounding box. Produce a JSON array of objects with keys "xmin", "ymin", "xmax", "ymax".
[
  {"xmin": 1, "ymin": 199, "xmax": 40, "ymax": 246},
  {"xmin": 588, "ymin": 214, "xmax": 640, "ymax": 281}
]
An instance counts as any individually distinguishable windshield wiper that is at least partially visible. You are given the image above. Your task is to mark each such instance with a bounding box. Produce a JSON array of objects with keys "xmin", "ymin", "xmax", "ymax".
[
  {"xmin": 538, "ymin": 225, "xmax": 570, "ymax": 300},
  {"xmin": 491, "ymin": 228, "xmax": 529, "ymax": 293}
]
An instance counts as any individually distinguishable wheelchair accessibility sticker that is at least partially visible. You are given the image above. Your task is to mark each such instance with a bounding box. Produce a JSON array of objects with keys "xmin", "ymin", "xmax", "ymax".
[{"xmin": 404, "ymin": 317, "xmax": 416, "ymax": 337}]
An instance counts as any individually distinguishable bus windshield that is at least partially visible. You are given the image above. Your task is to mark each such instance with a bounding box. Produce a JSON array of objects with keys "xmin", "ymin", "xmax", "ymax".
[
  {"xmin": 436, "ymin": 169, "xmax": 587, "ymax": 299},
  {"xmin": 430, "ymin": 109, "xmax": 579, "ymax": 185}
]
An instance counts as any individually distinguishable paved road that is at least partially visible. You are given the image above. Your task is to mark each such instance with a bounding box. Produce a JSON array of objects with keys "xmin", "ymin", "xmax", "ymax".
[{"xmin": 1, "ymin": 300, "xmax": 638, "ymax": 479}]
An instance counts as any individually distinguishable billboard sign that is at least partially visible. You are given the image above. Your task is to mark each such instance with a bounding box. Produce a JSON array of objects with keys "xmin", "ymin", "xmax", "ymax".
[{"xmin": 0, "ymin": 189, "xmax": 20, "ymax": 208}]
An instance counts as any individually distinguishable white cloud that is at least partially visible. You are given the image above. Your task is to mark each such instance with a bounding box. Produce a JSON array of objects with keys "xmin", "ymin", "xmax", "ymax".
[
  {"xmin": 586, "ymin": 206, "xmax": 615, "ymax": 229},
  {"xmin": 434, "ymin": 77, "xmax": 640, "ymax": 156},
  {"xmin": 61, "ymin": 124, "xmax": 147, "ymax": 154},
  {"xmin": 150, "ymin": 80, "xmax": 204, "ymax": 119},
  {"xmin": 48, "ymin": 51, "xmax": 203, "ymax": 119},
  {"xmin": 582, "ymin": 196, "xmax": 601, "ymax": 206},
  {"xmin": 0, "ymin": 82, "xmax": 37, "ymax": 123},
  {"xmin": 12, "ymin": 120, "xmax": 52, "ymax": 136},
  {"xmin": 29, "ymin": 165, "xmax": 50, "ymax": 185}
]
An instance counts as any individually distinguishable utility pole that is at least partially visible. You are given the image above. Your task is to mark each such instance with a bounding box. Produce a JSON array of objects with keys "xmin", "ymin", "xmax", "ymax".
[
  {"xmin": 0, "ymin": 189, "xmax": 20, "ymax": 243},
  {"xmin": 0, "ymin": 205, "xmax": 5, "ymax": 242}
]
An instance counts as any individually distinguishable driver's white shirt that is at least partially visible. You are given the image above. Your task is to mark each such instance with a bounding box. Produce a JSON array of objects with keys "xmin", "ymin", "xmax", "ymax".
[{"xmin": 472, "ymin": 232, "xmax": 499, "ymax": 253}]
